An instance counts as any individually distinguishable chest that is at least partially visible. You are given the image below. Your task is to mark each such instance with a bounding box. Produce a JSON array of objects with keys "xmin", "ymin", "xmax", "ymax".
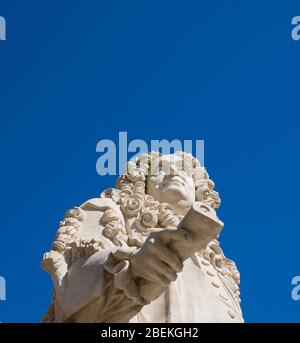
[{"xmin": 131, "ymin": 256, "xmax": 243, "ymax": 323}]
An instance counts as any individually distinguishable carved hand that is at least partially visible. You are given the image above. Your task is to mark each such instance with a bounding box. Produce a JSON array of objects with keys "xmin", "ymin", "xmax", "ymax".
[
  {"xmin": 130, "ymin": 227, "xmax": 193, "ymax": 300},
  {"xmin": 41, "ymin": 251, "xmax": 64, "ymax": 273}
]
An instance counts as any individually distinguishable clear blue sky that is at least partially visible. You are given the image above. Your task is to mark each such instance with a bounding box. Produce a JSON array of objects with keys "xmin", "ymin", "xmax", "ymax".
[{"xmin": 0, "ymin": 0, "xmax": 300, "ymax": 322}]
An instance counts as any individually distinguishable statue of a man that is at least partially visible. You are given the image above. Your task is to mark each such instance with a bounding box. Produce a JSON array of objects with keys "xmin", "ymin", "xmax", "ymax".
[{"xmin": 41, "ymin": 152, "xmax": 243, "ymax": 323}]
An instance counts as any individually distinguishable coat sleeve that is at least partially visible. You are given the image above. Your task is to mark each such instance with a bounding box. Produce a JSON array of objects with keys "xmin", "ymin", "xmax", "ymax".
[{"xmin": 60, "ymin": 246, "xmax": 146, "ymax": 323}]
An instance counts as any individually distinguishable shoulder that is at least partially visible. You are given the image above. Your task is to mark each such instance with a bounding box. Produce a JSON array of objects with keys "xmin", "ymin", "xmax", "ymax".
[
  {"xmin": 79, "ymin": 196, "xmax": 124, "ymax": 226},
  {"xmin": 80, "ymin": 196, "xmax": 121, "ymax": 213},
  {"xmin": 50, "ymin": 190, "xmax": 126, "ymax": 260},
  {"xmin": 77, "ymin": 193, "xmax": 126, "ymax": 248}
]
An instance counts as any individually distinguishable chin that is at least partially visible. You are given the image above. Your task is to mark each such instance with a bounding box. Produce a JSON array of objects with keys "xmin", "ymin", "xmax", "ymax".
[
  {"xmin": 162, "ymin": 186, "xmax": 187, "ymax": 200},
  {"xmin": 164, "ymin": 183, "xmax": 186, "ymax": 193},
  {"xmin": 172, "ymin": 201, "xmax": 192, "ymax": 216}
]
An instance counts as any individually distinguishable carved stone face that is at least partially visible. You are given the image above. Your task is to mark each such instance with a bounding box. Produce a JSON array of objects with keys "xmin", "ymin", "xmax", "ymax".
[{"xmin": 146, "ymin": 154, "xmax": 195, "ymax": 216}]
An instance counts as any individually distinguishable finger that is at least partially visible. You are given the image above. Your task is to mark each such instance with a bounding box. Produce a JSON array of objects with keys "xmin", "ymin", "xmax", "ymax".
[
  {"xmin": 132, "ymin": 260, "xmax": 170, "ymax": 286},
  {"xmin": 158, "ymin": 228, "xmax": 193, "ymax": 245},
  {"xmin": 148, "ymin": 258, "xmax": 177, "ymax": 282},
  {"xmin": 148, "ymin": 242, "xmax": 183, "ymax": 272},
  {"xmin": 209, "ymin": 242, "xmax": 222, "ymax": 255},
  {"xmin": 203, "ymin": 249, "xmax": 214, "ymax": 260},
  {"xmin": 215, "ymin": 256, "xmax": 223, "ymax": 268}
]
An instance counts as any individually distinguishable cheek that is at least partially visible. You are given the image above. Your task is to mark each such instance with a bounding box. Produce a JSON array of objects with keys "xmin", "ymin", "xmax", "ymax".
[
  {"xmin": 150, "ymin": 173, "xmax": 165, "ymax": 186},
  {"xmin": 148, "ymin": 176, "xmax": 162, "ymax": 192},
  {"xmin": 186, "ymin": 179, "xmax": 196, "ymax": 197}
]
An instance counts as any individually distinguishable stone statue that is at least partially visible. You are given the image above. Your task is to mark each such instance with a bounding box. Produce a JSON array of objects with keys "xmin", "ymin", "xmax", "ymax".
[{"xmin": 41, "ymin": 151, "xmax": 243, "ymax": 323}]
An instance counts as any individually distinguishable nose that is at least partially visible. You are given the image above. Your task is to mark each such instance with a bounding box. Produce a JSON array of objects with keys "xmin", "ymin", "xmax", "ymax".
[{"xmin": 169, "ymin": 164, "xmax": 177, "ymax": 176}]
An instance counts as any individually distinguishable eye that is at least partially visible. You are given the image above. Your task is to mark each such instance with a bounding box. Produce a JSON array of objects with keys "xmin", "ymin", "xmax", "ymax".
[
  {"xmin": 186, "ymin": 165, "xmax": 193, "ymax": 175},
  {"xmin": 158, "ymin": 160, "xmax": 163, "ymax": 170},
  {"xmin": 182, "ymin": 160, "xmax": 193, "ymax": 175},
  {"xmin": 175, "ymin": 160, "xmax": 184, "ymax": 172}
]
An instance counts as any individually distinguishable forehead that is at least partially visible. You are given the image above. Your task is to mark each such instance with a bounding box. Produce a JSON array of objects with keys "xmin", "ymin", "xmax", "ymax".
[
  {"xmin": 150, "ymin": 154, "xmax": 193, "ymax": 174},
  {"xmin": 155, "ymin": 154, "xmax": 183, "ymax": 163}
]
